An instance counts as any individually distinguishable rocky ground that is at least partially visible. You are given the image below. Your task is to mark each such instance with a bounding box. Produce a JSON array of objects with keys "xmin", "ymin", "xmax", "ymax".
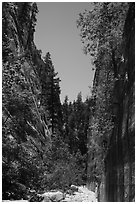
[
  {"xmin": 62, "ymin": 186, "xmax": 97, "ymax": 202},
  {"xmin": 3, "ymin": 185, "xmax": 97, "ymax": 202}
]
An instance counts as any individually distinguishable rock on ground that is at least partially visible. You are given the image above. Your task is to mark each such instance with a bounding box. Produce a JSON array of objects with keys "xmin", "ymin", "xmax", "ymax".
[
  {"xmin": 42, "ymin": 191, "xmax": 65, "ymax": 202},
  {"xmin": 3, "ymin": 186, "xmax": 97, "ymax": 202},
  {"xmin": 63, "ymin": 186, "xmax": 97, "ymax": 202}
]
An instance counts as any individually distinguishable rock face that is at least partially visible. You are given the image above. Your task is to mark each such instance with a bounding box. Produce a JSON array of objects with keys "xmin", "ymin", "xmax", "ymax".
[
  {"xmin": 87, "ymin": 3, "xmax": 135, "ymax": 202},
  {"xmin": 100, "ymin": 3, "xmax": 135, "ymax": 202}
]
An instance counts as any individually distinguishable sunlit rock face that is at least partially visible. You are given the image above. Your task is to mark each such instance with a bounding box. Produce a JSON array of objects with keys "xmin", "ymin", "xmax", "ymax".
[{"xmin": 104, "ymin": 3, "xmax": 135, "ymax": 202}]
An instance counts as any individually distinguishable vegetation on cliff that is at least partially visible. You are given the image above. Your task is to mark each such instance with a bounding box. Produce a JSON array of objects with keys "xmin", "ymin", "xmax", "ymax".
[
  {"xmin": 2, "ymin": 3, "xmax": 89, "ymax": 200},
  {"xmin": 77, "ymin": 2, "xmax": 135, "ymax": 201},
  {"xmin": 2, "ymin": 2, "xmax": 135, "ymax": 202}
]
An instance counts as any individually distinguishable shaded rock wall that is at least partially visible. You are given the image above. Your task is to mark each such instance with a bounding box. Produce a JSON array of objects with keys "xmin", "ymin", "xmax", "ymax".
[{"xmin": 103, "ymin": 3, "xmax": 135, "ymax": 202}]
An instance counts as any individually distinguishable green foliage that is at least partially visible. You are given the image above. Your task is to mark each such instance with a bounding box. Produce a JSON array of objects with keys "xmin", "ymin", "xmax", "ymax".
[
  {"xmin": 87, "ymin": 69, "xmax": 115, "ymax": 183},
  {"xmin": 2, "ymin": 2, "xmax": 89, "ymax": 200},
  {"xmin": 62, "ymin": 93, "xmax": 90, "ymax": 155},
  {"xmin": 36, "ymin": 92, "xmax": 91, "ymax": 192},
  {"xmin": 41, "ymin": 52, "xmax": 62, "ymax": 133},
  {"xmin": 77, "ymin": 3, "xmax": 129, "ymax": 62},
  {"xmin": 2, "ymin": 2, "xmax": 52, "ymax": 200},
  {"xmin": 45, "ymin": 146, "xmax": 87, "ymax": 191},
  {"xmin": 77, "ymin": 2, "xmax": 130, "ymax": 184}
]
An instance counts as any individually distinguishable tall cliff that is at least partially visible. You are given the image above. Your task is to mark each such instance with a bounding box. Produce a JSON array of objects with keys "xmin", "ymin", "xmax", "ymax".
[
  {"xmin": 2, "ymin": 3, "xmax": 53, "ymax": 199},
  {"xmin": 86, "ymin": 3, "xmax": 135, "ymax": 202},
  {"xmin": 104, "ymin": 3, "xmax": 135, "ymax": 201},
  {"xmin": 3, "ymin": 3, "xmax": 87, "ymax": 200},
  {"xmin": 2, "ymin": 2, "xmax": 51, "ymax": 147}
]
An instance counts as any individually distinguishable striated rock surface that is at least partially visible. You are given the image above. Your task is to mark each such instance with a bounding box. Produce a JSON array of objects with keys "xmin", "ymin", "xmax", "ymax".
[
  {"xmin": 101, "ymin": 3, "xmax": 135, "ymax": 202},
  {"xmin": 86, "ymin": 3, "xmax": 135, "ymax": 202}
]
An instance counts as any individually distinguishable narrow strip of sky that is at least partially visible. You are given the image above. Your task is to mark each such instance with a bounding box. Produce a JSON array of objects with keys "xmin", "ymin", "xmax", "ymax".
[{"xmin": 34, "ymin": 2, "xmax": 95, "ymax": 102}]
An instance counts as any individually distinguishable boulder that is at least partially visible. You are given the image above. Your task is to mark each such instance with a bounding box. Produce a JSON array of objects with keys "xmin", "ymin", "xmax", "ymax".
[
  {"xmin": 66, "ymin": 189, "xmax": 74, "ymax": 195},
  {"xmin": 70, "ymin": 185, "xmax": 78, "ymax": 192},
  {"xmin": 42, "ymin": 195, "xmax": 51, "ymax": 202},
  {"xmin": 42, "ymin": 191, "xmax": 65, "ymax": 202},
  {"xmin": 78, "ymin": 188, "xmax": 83, "ymax": 193},
  {"xmin": 28, "ymin": 193, "xmax": 44, "ymax": 202}
]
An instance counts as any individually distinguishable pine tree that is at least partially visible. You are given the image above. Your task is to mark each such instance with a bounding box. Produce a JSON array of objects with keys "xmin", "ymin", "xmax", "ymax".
[
  {"xmin": 62, "ymin": 96, "xmax": 69, "ymax": 143},
  {"xmin": 41, "ymin": 52, "xmax": 62, "ymax": 134}
]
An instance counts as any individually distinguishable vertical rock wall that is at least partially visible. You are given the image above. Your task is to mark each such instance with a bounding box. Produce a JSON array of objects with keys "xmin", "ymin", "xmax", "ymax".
[{"xmin": 104, "ymin": 3, "xmax": 135, "ymax": 202}]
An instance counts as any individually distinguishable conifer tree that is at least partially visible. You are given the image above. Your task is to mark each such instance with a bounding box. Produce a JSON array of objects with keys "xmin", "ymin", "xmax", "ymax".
[{"xmin": 42, "ymin": 52, "xmax": 62, "ymax": 134}]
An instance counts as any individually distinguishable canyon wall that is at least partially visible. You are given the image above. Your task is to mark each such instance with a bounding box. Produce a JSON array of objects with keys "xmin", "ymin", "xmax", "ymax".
[{"xmin": 100, "ymin": 3, "xmax": 135, "ymax": 201}]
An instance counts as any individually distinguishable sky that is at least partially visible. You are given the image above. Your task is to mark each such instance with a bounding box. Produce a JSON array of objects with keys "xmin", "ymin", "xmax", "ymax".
[{"xmin": 34, "ymin": 2, "xmax": 95, "ymax": 102}]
